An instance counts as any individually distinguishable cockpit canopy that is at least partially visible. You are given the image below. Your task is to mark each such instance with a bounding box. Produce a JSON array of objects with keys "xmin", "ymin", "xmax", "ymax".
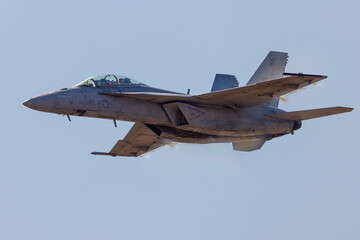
[{"xmin": 74, "ymin": 74, "xmax": 144, "ymax": 88}]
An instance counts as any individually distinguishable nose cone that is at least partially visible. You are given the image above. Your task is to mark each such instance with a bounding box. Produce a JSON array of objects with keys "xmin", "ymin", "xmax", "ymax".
[
  {"xmin": 23, "ymin": 94, "xmax": 57, "ymax": 112},
  {"xmin": 23, "ymin": 99, "xmax": 32, "ymax": 108}
]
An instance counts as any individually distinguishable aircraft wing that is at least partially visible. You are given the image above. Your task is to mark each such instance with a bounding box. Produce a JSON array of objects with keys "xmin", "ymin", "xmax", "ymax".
[
  {"xmin": 195, "ymin": 73, "xmax": 327, "ymax": 107},
  {"xmin": 92, "ymin": 122, "xmax": 170, "ymax": 157},
  {"xmin": 100, "ymin": 73, "xmax": 326, "ymax": 108}
]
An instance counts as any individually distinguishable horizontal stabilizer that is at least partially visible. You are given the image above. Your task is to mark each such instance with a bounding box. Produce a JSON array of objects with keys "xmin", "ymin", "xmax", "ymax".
[
  {"xmin": 232, "ymin": 138, "xmax": 266, "ymax": 152},
  {"xmin": 267, "ymin": 107, "xmax": 353, "ymax": 121}
]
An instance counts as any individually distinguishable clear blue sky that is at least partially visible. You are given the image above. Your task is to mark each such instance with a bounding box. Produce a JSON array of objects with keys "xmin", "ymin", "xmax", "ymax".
[{"xmin": 1, "ymin": 0, "xmax": 359, "ymax": 239}]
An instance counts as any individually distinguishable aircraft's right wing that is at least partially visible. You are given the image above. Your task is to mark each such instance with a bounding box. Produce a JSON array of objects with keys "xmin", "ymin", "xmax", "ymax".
[
  {"xmin": 92, "ymin": 122, "xmax": 170, "ymax": 157},
  {"xmin": 195, "ymin": 73, "xmax": 327, "ymax": 107}
]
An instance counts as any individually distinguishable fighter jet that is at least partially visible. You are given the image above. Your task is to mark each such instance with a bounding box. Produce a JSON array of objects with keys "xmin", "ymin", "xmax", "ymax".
[{"xmin": 23, "ymin": 51, "xmax": 353, "ymax": 157}]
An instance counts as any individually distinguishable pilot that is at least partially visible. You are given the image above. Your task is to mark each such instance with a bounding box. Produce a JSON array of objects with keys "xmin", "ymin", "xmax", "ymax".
[
  {"xmin": 109, "ymin": 80, "xmax": 117, "ymax": 86},
  {"xmin": 122, "ymin": 78, "xmax": 131, "ymax": 84},
  {"xmin": 97, "ymin": 79, "xmax": 110, "ymax": 86}
]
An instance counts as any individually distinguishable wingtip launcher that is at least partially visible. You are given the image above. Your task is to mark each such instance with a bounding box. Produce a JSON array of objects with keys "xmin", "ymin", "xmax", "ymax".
[{"xmin": 91, "ymin": 152, "xmax": 116, "ymax": 157}]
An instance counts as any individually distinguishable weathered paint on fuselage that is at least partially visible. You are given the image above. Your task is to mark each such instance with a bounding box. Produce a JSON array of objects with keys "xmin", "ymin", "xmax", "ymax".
[{"xmin": 24, "ymin": 85, "xmax": 300, "ymax": 144}]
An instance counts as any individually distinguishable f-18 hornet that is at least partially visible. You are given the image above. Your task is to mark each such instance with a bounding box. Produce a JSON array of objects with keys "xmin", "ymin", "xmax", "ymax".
[{"xmin": 23, "ymin": 51, "xmax": 353, "ymax": 157}]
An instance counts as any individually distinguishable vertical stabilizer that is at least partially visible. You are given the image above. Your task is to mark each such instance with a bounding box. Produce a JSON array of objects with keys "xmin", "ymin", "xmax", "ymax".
[
  {"xmin": 247, "ymin": 51, "xmax": 288, "ymax": 107},
  {"xmin": 211, "ymin": 74, "xmax": 239, "ymax": 92}
]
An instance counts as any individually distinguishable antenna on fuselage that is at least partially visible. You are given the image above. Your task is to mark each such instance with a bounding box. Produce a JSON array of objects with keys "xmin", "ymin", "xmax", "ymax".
[{"xmin": 187, "ymin": 89, "xmax": 190, "ymax": 94}]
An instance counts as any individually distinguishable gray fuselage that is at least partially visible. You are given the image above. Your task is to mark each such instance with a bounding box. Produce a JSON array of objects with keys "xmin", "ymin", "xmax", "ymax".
[{"xmin": 23, "ymin": 84, "xmax": 300, "ymax": 144}]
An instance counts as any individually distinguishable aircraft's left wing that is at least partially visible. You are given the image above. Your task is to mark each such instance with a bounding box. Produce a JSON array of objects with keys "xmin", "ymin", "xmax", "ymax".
[{"xmin": 92, "ymin": 122, "xmax": 170, "ymax": 157}]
